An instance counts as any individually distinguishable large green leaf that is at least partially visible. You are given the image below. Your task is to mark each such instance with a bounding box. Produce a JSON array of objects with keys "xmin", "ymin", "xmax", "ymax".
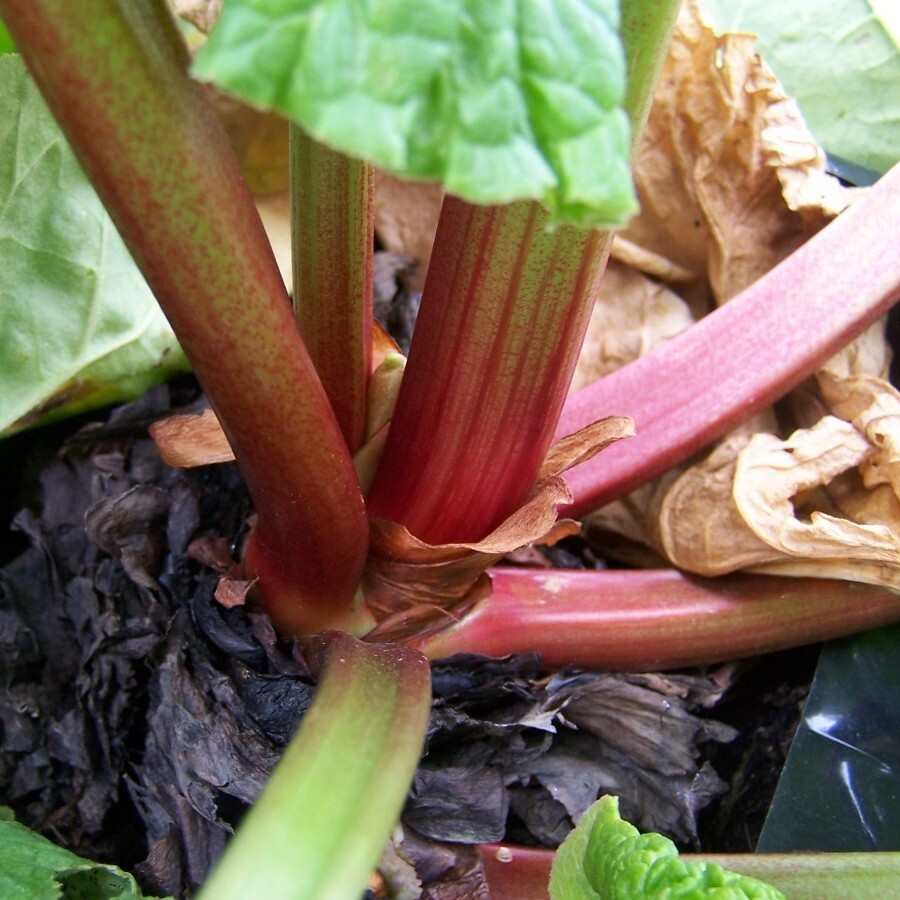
[
  {"xmin": 0, "ymin": 55, "xmax": 188, "ymax": 438},
  {"xmin": 192, "ymin": 0, "xmax": 637, "ymax": 228},
  {"xmin": 703, "ymin": 0, "xmax": 900, "ymax": 175},
  {"xmin": 0, "ymin": 809, "xmax": 167, "ymax": 899}
]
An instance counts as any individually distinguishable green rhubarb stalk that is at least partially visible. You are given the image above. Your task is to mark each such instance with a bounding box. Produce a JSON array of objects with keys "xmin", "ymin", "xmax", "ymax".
[
  {"xmin": 198, "ymin": 631, "xmax": 431, "ymax": 900},
  {"xmin": 0, "ymin": 0, "xmax": 369, "ymax": 634},
  {"xmin": 291, "ymin": 124, "xmax": 373, "ymax": 454},
  {"xmin": 416, "ymin": 568, "xmax": 900, "ymax": 670},
  {"xmin": 559, "ymin": 161, "xmax": 900, "ymax": 516},
  {"xmin": 684, "ymin": 853, "xmax": 900, "ymax": 899},
  {"xmin": 366, "ymin": 0, "xmax": 681, "ymax": 545}
]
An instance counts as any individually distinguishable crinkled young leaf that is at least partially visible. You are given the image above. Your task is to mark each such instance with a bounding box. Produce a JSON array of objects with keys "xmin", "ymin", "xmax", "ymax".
[
  {"xmin": 193, "ymin": 0, "xmax": 637, "ymax": 228},
  {"xmin": 549, "ymin": 795, "xmax": 784, "ymax": 899},
  {"xmin": 0, "ymin": 55, "xmax": 188, "ymax": 438},
  {"xmin": 0, "ymin": 810, "xmax": 168, "ymax": 899}
]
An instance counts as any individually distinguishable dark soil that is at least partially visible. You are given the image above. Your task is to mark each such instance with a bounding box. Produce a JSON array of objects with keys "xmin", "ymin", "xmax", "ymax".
[{"xmin": 0, "ymin": 375, "xmax": 819, "ymax": 898}]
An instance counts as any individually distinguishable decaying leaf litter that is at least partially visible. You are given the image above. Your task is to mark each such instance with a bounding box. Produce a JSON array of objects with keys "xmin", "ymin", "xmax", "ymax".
[{"xmin": 2, "ymin": 1, "xmax": 896, "ymax": 897}]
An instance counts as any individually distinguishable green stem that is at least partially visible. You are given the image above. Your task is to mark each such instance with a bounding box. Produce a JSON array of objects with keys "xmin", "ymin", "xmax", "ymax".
[
  {"xmin": 620, "ymin": 0, "xmax": 681, "ymax": 138},
  {"xmin": 291, "ymin": 125, "xmax": 373, "ymax": 454},
  {"xmin": 198, "ymin": 631, "xmax": 431, "ymax": 900},
  {"xmin": 416, "ymin": 568, "xmax": 900, "ymax": 670},
  {"xmin": 1, "ymin": 0, "xmax": 369, "ymax": 633},
  {"xmin": 685, "ymin": 853, "xmax": 900, "ymax": 899}
]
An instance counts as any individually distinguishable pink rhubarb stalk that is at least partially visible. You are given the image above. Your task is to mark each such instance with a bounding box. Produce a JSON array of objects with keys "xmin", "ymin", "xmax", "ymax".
[
  {"xmin": 559, "ymin": 162, "xmax": 900, "ymax": 517},
  {"xmin": 416, "ymin": 567, "xmax": 900, "ymax": 670},
  {"xmin": 291, "ymin": 125, "xmax": 374, "ymax": 454},
  {"xmin": 2, "ymin": 0, "xmax": 369, "ymax": 634}
]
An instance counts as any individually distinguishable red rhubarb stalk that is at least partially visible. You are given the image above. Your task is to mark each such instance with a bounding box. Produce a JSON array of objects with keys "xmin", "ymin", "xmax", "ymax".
[
  {"xmin": 367, "ymin": 199, "xmax": 613, "ymax": 543},
  {"xmin": 416, "ymin": 567, "xmax": 900, "ymax": 670},
  {"xmin": 291, "ymin": 125, "xmax": 373, "ymax": 454},
  {"xmin": 558, "ymin": 162, "xmax": 900, "ymax": 516},
  {"xmin": 1, "ymin": 0, "xmax": 369, "ymax": 633}
]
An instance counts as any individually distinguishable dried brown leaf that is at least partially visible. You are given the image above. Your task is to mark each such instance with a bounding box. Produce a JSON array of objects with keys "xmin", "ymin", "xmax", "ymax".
[
  {"xmin": 255, "ymin": 191, "xmax": 292, "ymax": 290},
  {"xmin": 817, "ymin": 371, "xmax": 900, "ymax": 499},
  {"xmin": 214, "ymin": 575, "xmax": 257, "ymax": 609},
  {"xmin": 173, "ymin": 0, "xmax": 222, "ymax": 34},
  {"xmin": 149, "ymin": 408, "xmax": 235, "ymax": 467},
  {"xmin": 657, "ymin": 410, "xmax": 900, "ymax": 590},
  {"xmin": 538, "ymin": 416, "xmax": 634, "ymax": 479},
  {"xmin": 570, "ymin": 262, "xmax": 694, "ymax": 393},
  {"xmin": 613, "ymin": 0, "xmax": 851, "ymax": 309},
  {"xmin": 654, "ymin": 431, "xmax": 776, "ymax": 576}
]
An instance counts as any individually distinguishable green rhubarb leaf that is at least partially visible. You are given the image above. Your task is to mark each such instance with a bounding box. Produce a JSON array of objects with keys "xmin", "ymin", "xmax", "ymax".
[
  {"xmin": 0, "ymin": 55, "xmax": 188, "ymax": 438},
  {"xmin": 0, "ymin": 810, "xmax": 168, "ymax": 899},
  {"xmin": 549, "ymin": 795, "xmax": 785, "ymax": 899},
  {"xmin": 192, "ymin": 0, "xmax": 637, "ymax": 228},
  {"xmin": 703, "ymin": 0, "xmax": 900, "ymax": 175}
]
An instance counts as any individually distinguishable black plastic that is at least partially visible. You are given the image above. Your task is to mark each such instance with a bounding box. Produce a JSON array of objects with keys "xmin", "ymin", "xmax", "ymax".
[{"xmin": 758, "ymin": 622, "xmax": 900, "ymax": 851}]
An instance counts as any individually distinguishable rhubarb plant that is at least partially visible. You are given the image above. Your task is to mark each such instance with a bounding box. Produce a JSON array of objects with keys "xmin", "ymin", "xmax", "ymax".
[{"xmin": 3, "ymin": 0, "xmax": 900, "ymax": 898}]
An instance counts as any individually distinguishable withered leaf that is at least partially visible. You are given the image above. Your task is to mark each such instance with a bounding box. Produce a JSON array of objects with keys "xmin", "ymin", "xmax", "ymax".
[
  {"xmin": 149, "ymin": 408, "xmax": 235, "ymax": 468},
  {"xmin": 614, "ymin": 0, "xmax": 851, "ymax": 308},
  {"xmin": 571, "ymin": 261, "xmax": 694, "ymax": 393}
]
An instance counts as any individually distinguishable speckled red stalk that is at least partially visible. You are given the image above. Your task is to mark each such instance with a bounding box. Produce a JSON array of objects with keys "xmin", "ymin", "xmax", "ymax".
[
  {"xmin": 2, "ymin": 0, "xmax": 369, "ymax": 633},
  {"xmin": 558, "ymin": 162, "xmax": 900, "ymax": 517},
  {"xmin": 417, "ymin": 568, "xmax": 900, "ymax": 670},
  {"xmin": 291, "ymin": 125, "xmax": 373, "ymax": 454}
]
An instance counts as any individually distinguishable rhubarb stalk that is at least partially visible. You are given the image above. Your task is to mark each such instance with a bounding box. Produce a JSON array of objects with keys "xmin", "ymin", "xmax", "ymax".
[
  {"xmin": 366, "ymin": 200, "xmax": 614, "ymax": 543},
  {"xmin": 198, "ymin": 632, "xmax": 432, "ymax": 900},
  {"xmin": 559, "ymin": 162, "xmax": 900, "ymax": 516},
  {"xmin": 478, "ymin": 844, "xmax": 900, "ymax": 900},
  {"xmin": 1, "ymin": 0, "xmax": 369, "ymax": 633},
  {"xmin": 417, "ymin": 567, "xmax": 900, "ymax": 670},
  {"xmin": 291, "ymin": 124, "xmax": 373, "ymax": 454}
]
